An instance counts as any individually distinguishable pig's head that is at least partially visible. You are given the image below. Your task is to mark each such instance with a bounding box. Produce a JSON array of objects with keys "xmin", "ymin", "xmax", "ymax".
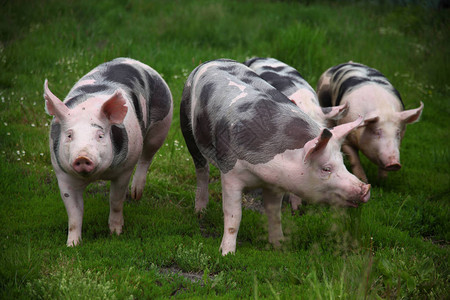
[
  {"xmin": 351, "ymin": 102, "xmax": 424, "ymax": 172},
  {"xmin": 299, "ymin": 116, "xmax": 371, "ymax": 207},
  {"xmin": 44, "ymin": 80, "xmax": 128, "ymax": 178}
]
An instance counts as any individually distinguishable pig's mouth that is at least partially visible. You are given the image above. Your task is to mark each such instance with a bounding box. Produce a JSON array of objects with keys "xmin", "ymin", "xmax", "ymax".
[
  {"xmin": 345, "ymin": 200, "xmax": 359, "ymax": 208},
  {"xmin": 345, "ymin": 185, "xmax": 371, "ymax": 208}
]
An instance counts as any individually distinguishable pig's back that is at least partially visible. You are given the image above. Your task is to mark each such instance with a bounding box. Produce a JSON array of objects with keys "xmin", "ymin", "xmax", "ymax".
[
  {"xmin": 328, "ymin": 62, "xmax": 404, "ymax": 108},
  {"xmin": 245, "ymin": 57, "xmax": 316, "ymax": 102},
  {"xmin": 189, "ymin": 59, "xmax": 320, "ymax": 173}
]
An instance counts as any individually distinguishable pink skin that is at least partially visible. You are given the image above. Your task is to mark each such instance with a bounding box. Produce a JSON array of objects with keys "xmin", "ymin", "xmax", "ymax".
[
  {"xmin": 44, "ymin": 79, "xmax": 172, "ymax": 246},
  {"xmin": 327, "ymin": 85, "xmax": 424, "ymax": 182},
  {"xmin": 217, "ymin": 117, "xmax": 371, "ymax": 255},
  {"xmin": 288, "ymin": 89, "xmax": 349, "ymax": 128}
]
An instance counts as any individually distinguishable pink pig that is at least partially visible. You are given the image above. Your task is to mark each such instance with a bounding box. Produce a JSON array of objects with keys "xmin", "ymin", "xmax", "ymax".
[
  {"xmin": 317, "ymin": 62, "xmax": 424, "ymax": 182},
  {"xmin": 44, "ymin": 58, "xmax": 173, "ymax": 246}
]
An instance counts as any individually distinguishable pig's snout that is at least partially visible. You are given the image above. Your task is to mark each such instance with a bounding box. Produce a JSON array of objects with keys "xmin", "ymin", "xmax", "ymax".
[
  {"xmin": 72, "ymin": 156, "xmax": 95, "ymax": 175},
  {"xmin": 383, "ymin": 156, "xmax": 401, "ymax": 171},
  {"xmin": 360, "ymin": 184, "xmax": 371, "ymax": 203},
  {"xmin": 384, "ymin": 163, "xmax": 401, "ymax": 171}
]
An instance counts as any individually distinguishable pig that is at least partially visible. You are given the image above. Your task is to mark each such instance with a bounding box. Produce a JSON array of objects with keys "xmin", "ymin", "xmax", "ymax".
[
  {"xmin": 244, "ymin": 57, "xmax": 349, "ymax": 210},
  {"xmin": 317, "ymin": 62, "xmax": 424, "ymax": 183},
  {"xmin": 180, "ymin": 59, "xmax": 371, "ymax": 255},
  {"xmin": 44, "ymin": 57, "xmax": 173, "ymax": 246},
  {"xmin": 244, "ymin": 57, "xmax": 348, "ymax": 127}
]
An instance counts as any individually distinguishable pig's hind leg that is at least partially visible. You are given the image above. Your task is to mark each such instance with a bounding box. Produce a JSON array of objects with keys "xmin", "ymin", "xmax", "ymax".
[
  {"xmin": 180, "ymin": 101, "xmax": 210, "ymax": 212},
  {"xmin": 131, "ymin": 116, "xmax": 171, "ymax": 200}
]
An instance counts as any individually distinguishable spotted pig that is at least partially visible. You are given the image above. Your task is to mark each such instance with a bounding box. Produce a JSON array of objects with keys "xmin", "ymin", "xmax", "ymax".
[
  {"xmin": 44, "ymin": 58, "xmax": 173, "ymax": 246},
  {"xmin": 317, "ymin": 62, "xmax": 424, "ymax": 182},
  {"xmin": 180, "ymin": 59, "xmax": 371, "ymax": 255}
]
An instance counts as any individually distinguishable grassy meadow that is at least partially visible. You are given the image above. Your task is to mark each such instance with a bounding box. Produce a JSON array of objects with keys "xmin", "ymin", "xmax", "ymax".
[{"xmin": 0, "ymin": 0, "xmax": 449, "ymax": 298}]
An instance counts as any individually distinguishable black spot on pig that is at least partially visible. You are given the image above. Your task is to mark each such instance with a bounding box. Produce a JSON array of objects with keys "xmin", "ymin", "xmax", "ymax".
[
  {"xmin": 194, "ymin": 108, "xmax": 213, "ymax": 150},
  {"xmin": 76, "ymin": 84, "xmax": 110, "ymax": 94},
  {"xmin": 110, "ymin": 124, "xmax": 128, "ymax": 168},
  {"xmin": 259, "ymin": 72, "xmax": 296, "ymax": 94},
  {"xmin": 215, "ymin": 117, "xmax": 234, "ymax": 167},
  {"xmin": 180, "ymin": 85, "xmax": 208, "ymax": 169},
  {"xmin": 336, "ymin": 77, "xmax": 371, "ymax": 105},
  {"xmin": 262, "ymin": 66, "xmax": 285, "ymax": 72},
  {"xmin": 65, "ymin": 94, "xmax": 87, "ymax": 109},
  {"xmin": 103, "ymin": 63, "xmax": 145, "ymax": 90},
  {"xmin": 199, "ymin": 83, "xmax": 215, "ymax": 108},
  {"xmin": 237, "ymin": 102, "xmax": 253, "ymax": 113},
  {"xmin": 288, "ymin": 69, "xmax": 304, "ymax": 79},
  {"xmin": 284, "ymin": 117, "xmax": 316, "ymax": 149},
  {"xmin": 146, "ymin": 73, "xmax": 172, "ymax": 123},
  {"xmin": 129, "ymin": 91, "xmax": 145, "ymax": 136},
  {"xmin": 50, "ymin": 122, "xmax": 66, "ymax": 172},
  {"xmin": 243, "ymin": 57, "xmax": 264, "ymax": 67},
  {"xmin": 318, "ymin": 85, "xmax": 332, "ymax": 107}
]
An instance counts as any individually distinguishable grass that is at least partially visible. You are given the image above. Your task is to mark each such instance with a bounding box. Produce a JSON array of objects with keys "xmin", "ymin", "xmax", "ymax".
[{"xmin": 0, "ymin": 0, "xmax": 449, "ymax": 298}]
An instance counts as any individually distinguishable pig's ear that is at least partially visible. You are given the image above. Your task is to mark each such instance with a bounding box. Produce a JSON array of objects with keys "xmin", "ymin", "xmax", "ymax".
[
  {"xmin": 44, "ymin": 79, "xmax": 69, "ymax": 122},
  {"xmin": 101, "ymin": 90, "xmax": 128, "ymax": 125},
  {"xmin": 303, "ymin": 128, "xmax": 333, "ymax": 163},
  {"xmin": 398, "ymin": 101, "xmax": 424, "ymax": 124},
  {"xmin": 322, "ymin": 102, "xmax": 349, "ymax": 121},
  {"xmin": 359, "ymin": 113, "xmax": 379, "ymax": 128},
  {"xmin": 330, "ymin": 115, "xmax": 364, "ymax": 143}
]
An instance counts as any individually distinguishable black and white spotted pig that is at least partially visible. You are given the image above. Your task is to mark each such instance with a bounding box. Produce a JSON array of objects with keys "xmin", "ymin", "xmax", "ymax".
[
  {"xmin": 44, "ymin": 58, "xmax": 173, "ymax": 246},
  {"xmin": 244, "ymin": 57, "xmax": 348, "ymax": 127},
  {"xmin": 317, "ymin": 62, "xmax": 424, "ymax": 182},
  {"xmin": 180, "ymin": 59, "xmax": 371, "ymax": 255}
]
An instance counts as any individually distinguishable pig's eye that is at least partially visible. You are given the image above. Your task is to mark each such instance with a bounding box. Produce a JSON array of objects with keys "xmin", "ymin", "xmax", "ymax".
[
  {"xmin": 97, "ymin": 131, "xmax": 105, "ymax": 140},
  {"xmin": 375, "ymin": 129, "xmax": 382, "ymax": 138},
  {"xmin": 322, "ymin": 166, "xmax": 332, "ymax": 173},
  {"xmin": 66, "ymin": 131, "xmax": 73, "ymax": 140}
]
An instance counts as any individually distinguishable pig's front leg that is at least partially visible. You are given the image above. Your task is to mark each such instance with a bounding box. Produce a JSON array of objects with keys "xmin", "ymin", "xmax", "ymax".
[
  {"xmin": 109, "ymin": 170, "xmax": 133, "ymax": 235},
  {"xmin": 219, "ymin": 173, "xmax": 244, "ymax": 255},
  {"xmin": 342, "ymin": 144, "xmax": 368, "ymax": 183},
  {"xmin": 263, "ymin": 188, "xmax": 284, "ymax": 248},
  {"xmin": 56, "ymin": 174, "xmax": 87, "ymax": 246},
  {"xmin": 195, "ymin": 165, "xmax": 210, "ymax": 212}
]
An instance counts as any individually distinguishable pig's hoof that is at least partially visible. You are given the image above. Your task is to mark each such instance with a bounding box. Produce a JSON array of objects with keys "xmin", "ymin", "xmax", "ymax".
[
  {"xmin": 131, "ymin": 185, "xmax": 144, "ymax": 201},
  {"xmin": 131, "ymin": 175, "xmax": 146, "ymax": 200},
  {"xmin": 109, "ymin": 226, "xmax": 123, "ymax": 236},
  {"xmin": 109, "ymin": 220, "xmax": 123, "ymax": 235},
  {"xmin": 66, "ymin": 238, "xmax": 81, "ymax": 247},
  {"xmin": 268, "ymin": 236, "xmax": 285, "ymax": 249}
]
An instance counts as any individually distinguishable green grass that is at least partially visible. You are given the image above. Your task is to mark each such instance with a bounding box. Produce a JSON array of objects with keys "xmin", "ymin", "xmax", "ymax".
[{"xmin": 0, "ymin": 0, "xmax": 449, "ymax": 298}]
